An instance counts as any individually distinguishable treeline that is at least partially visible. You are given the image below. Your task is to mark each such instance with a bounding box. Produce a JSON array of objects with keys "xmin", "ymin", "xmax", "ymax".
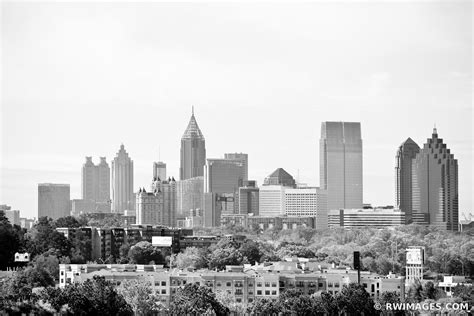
[{"xmin": 195, "ymin": 224, "xmax": 474, "ymax": 277}]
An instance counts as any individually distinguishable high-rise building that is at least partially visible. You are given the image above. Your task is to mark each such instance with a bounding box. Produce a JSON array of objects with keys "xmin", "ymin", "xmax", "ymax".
[
  {"xmin": 152, "ymin": 177, "xmax": 177, "ymax": 227},
  {"xmin": 395, "ymin": 138, "xmax": 420, "ymax": 224},
  {"xmin": 38, "ymin": 183, "xmax": 70, "ymax": 220},
  {"xmin": 238, "ymin": 181, "xmax": 259, "ymax": 215},
  {"xmin": 285, "ymin": 187, "xmax": 328, "ymax": 229},
  {"xmin": 136, "ymin": 188, "xmax": 161, "ymax": 226},
  {"xmin": 180, "ymin": 108, "xmax": 206, "ymax": 180},
  {"xmin": 177, "ymin": 177, "xmax": 203, "ymax": 218},
  {"xmin": 263, "ymin": 168, "xmax": 296, "ymax": 187},
  {"xmin": 153, "ymin": 161, "xmax": 167, "ymax": 181},
  {"xmin": 320, "ymin": 122, "xmax": 363, "ymax": 210},
  {"xmin": 224, "ymin": 153, "xmax": 248, "ymax": 182},
  {"xmin": 412, "ymin": 128, "xmax": 458, "ymax": 231},
  {"xmin": 259, "ymin": 185, "xmax": 287, "ymax": 217},
  {"xmin": 204, "ymin": 159, "xmax": 244, "ymax": 194},
  {"xmin": 111, "ymin": 144, "xmax": 134, "ymax": 213},
  {"xmin": 81, "ymin": 156, "xmax": 111, "ymax": 211}
]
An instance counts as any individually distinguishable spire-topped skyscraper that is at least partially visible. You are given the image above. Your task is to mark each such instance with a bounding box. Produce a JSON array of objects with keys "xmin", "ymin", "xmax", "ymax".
[
  {"xmin": 111, "ymin": 144, "xmax": 134, "ymax": 213},
  {"xmin": 412, "ymin": 127, "xmax": 458, "ymax": 231},
  {"xmin": 180, "ymin": 107, "xmax": 206, "ymax": 180}
]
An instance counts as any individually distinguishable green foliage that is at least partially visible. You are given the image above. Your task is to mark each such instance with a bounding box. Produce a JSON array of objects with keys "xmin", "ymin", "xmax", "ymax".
[
  {"xmin": 6, "ymin": 265, "xmax": 55, "ymax": 301},
  {"xmin": 333, "ymin": 283, "xmax": 377, "ymax": 315},
  {"xmin": 208, "ymin": 239, "xmax": 244, "ymax": 270},
  {"xmin": 54, "ymin": 216, "xmax": 81, "ymax": 228},
  {"xmin": 378, "ymin": 291, "xmax": 404, "ymax": 316},
  {"xmin": 239, "ymin": 239, "xmax": 264, "ymax": 264},
  {"xmin": 117, "ymin": 279, "xmax": 164, "ymax": 314},
  {"xmin": 0, "ymin": 210, "xmax": 24, "ymax": 270},
  {"xmin": 175, "ymin": 247, "xmax": 209, "ymax": 270},
  {"xmin": 127, "ymin": 241, "xmax": 164, "ymax": 264},
  {"xmin": 39, "ymin": 276, "xmax": 133, "ymax": 315},
  {"xmin": 169, "ymin": 283, "xmax": 229, "ymax": 315},
  {"xmin": 32, "ymin": 252, "xmax": 60, "ymax": 281},
  {"xmin": 27, "ymin": 217, "xmax": 72, "ymax": 258}
]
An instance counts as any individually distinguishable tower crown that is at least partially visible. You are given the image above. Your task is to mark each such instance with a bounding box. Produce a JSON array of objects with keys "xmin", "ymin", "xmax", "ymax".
[{"xmin": 182, "ymin": 107, "xmax": 204, "ymax": 139}]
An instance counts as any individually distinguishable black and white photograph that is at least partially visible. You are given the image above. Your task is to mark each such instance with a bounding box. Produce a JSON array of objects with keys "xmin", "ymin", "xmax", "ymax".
[{"xmin": 0, "ymin": 0, "xmax": 472, "ymax": 314}]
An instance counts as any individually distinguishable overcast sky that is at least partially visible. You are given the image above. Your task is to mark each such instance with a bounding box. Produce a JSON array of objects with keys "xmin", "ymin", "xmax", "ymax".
[{"xmin": 1, "ymin": 1, "xmax": 472, "ymax": 220}]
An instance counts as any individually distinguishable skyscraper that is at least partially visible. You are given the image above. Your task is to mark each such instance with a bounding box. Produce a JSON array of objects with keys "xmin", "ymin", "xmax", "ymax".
[
  {"xmin": 81, "ymin": 156, "xmax": 110, "ymax": 205},
  {"xmin": 412, "ymin": 128, "xmax": 458, "ymax": 231},
  {"xmin": 263, "ymin": 168, "xmax": 296, "ymax": 187},
  {"xmin": 395, "ymin": 138, "xmax": 420, "ymax": 224},
  {"xmin": 204, "ymin": 158, "xmax": 244, "ymax": 194},
  {"xmin": 238, "ymin": 181, "xmax": 259, "ymax": 215},
  {"xmin": 177, "ymin": 176, "xmax": 203, "ymax": 218},
  {"xmin": 111, "ymin": 144, "xmax": 134, "ymax": 213},
  {"xmin": 153, "ymin": 161, "xmax": 167, "ymax": 181},
  {"xmin": 320, "ymin": 122, "xmax": 363, "ymax": 210},
  {"xmin": 38, "ymin": 183, "xmax": 70, "ymax": 220},
  {"xmin": 224, "ymin": 153, "xmax": 248, "ymax": 182},
  {"xmin": 180, "ymin": 108, "xmax": 206, "ymax": 180},
  {"xmin": 151, "ymin": 177, "xmax": 177, "ymax": 227}
]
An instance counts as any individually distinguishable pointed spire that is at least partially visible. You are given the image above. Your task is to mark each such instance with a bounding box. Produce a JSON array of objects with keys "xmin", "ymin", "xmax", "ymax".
[
  {"xmin": 182, "ymin": 107, "xmax": 204, "ymax": 139},
  {"xmin": 433, "ymin": 124, "xmax": 438, "ymax": 137},
  {"xmin": 192, "ymin": 105, "xmax": 194, "ymax": 116}
]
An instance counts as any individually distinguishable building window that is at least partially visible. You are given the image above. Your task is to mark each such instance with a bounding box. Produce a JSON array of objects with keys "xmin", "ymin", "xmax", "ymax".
[
  {"xmin": 226, "ymin": 282, "xmax": 232, "ymax": 287},
  {"xmin": 236, "ymin": 298, "xmax": 242, "ymax": 303},
  {"xmin": 257, "ymin": 282, "xmax": 262, "ymax": 287},
  {"xmin": 265, "ymin": 290, "xmax": 270, "ymax": 295},
  {"xmin": 217, "ymin": 283, "xmax": 221, "ymax": 287},
  {"xmin": 249, "ymin": 298, "xmax": 254, "ymax": 303},
  {"xmin": 271, "ymin": 283, "xmax": 277, "ymax": 287},
  {"xmin": 334, "ymin": 283, "xmax": 340, "ymax": 288},
  {"xmin": 257, "ymin": 290, "xmax": 262, "ymax": 295},
  {"xmin": 271, "ymin": 291, "xmax": 277, "ymax": 295},
  {"xmin": 248, "ymin": 283, "xmax": 253, "ymax": 287},
  {"xmin": 161, "ymin": 281, "xmax": 166, "ymax": 286},
  {"xmin": 265, "ymin": 282, "xmax": 270, "ymax": 287},
  {"xmin": 318, "ymin": 283, "xmax": 323, "ymax": 288},
  {"xmin": 161, "ymin": 289, "xmax": 166, "ymax": 294},
  {"xmin": 249, "ymin": 291, "xmax": 253, "ymax": 295}
]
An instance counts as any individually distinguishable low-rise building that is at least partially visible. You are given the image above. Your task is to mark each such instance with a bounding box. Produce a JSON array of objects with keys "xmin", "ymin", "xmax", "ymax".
[{"xmin": 328, "ymin": 208, "xmax": 405, "ymax": 228}]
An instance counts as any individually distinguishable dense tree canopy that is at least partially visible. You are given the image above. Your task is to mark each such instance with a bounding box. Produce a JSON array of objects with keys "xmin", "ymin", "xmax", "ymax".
[
  {"xmin": 169, "ymin": 283, "xmax": 229, "ymax": 316},
  {"xmin": 127, "ymin": 241, "xmax": 164, "ymax": 265}
]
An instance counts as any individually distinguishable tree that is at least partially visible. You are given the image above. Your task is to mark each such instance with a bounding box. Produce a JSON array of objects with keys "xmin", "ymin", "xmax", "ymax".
[
  {"xmin": 247, "ymin": 298, "xmax": 281, "ymax": 315},
  {"xmin": 169, "ymin": 283, "xmax": 229, "ymax": 315},
  {"xmin": 239, "ymin": 240, "xmax": 263, "ymax": 264},
  {"xmin": 208, "ymin": 247, "xmax": 243, "ymax": 270},
  {"xmin": 175, "ymin": 247, "xmax": 208, "ymax": 270},
  {"xmin": 54, "ymin": 216, "xmax": 81, "ymax": 228},
  {"xmin": 7, "ymin": 265, "xmax": 55, "ymax": 301},
  {"xmin": 0, "ymin": 210, "xmax": 22, "ymax": 270},
  {"xmin": 127, "ymin": 241, "xmax": 164, "ymax": 264},
  {"xmin": 27, "ymin": 217, "xmax": 71, "ymax": 258},
  {"xmin": 40, "ymin": 276, "xmax": 133, "ymax": 315},
  {"xmin": 278, "ymin": 288, "xmax": 321, "ymax": 316},
  {"xmin": 276, "ymin": 244, "xmax": 315, "ymax": 259},
  {"xmin": 32, "ymin": 251, "xmax": 60, "ymax": 281},
  {"xmin": 379, "ymin": 291, "xmax": 404, "ymax": 316},
  {"xmin": 117, "ymin": 279, "xmax": 164, "ymax": 315},
  {"xmin": 333, "ymin": 283, "xmax": 377, "ymax": 315},
  {"xmin": 406, "ymin": 279, "xmax": 424, "ymax": 303}
]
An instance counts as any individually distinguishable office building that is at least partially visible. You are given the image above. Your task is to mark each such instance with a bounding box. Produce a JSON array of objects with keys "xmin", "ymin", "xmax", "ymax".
[
  {"xmin": 263, "ymin": 168, "xmax": 296, "ymax": 187},
  {"xmin": 136, "ymin": 188, "xmax": 161, "ymax": 226},
  {"xmin": 395, "ymin": 138, "xmax": 420, "ymax": 224},
  {"xmin": 285, "ymin": 187, "xmax": 328, "ymax": 229},
  {"xmin": 259, "ymin": 185, "xmax": 287, "ymax": 217},
  {"xmin": 238, "ymin": 181, "xmax": 259, "ymax": 215},
  {"xmin": 152, "ymin": 177, "xmax": 177, "ymax": 227},
  {"xmin": 224, "ymin": 153, "xmax": 248, "ymax": 182},
  {"xmin": 153, "ymin": 161, "xmax": 167, "ymax": 181},
  {"xmin": 412, "ymin": 128, "xmax": 458, "ymax": 231},
  {"xmin": 203, "ymin": 193, "xmax": 221, "ymax": 227},
  {"xmin": 111, "ymin": 144, "xmax": 134, "ymax": 213},
  {"xmin": 320, "ymin": 122, "xmax": 363, "ymax": 210},
  {"xmin": 180, "ymin": 108, "xmax": 206, "ymax": 180},
  {"xmin": 177, "ymin": 177, "xmax": 203, "ymax": 218},
  {"xmin": 204, "ymin": 158, "xmax": 244, "ymax": 194},
  {"xmin": 82, "ymin": 157, "xmax": 110, "ymax": 205},
  {"xmin": 328, "ymin": 208, "xmax": 405, "ymax": 228},
  {"xmin": 38, "ymin": 183, "xmax": 70, "ymax": 220}
]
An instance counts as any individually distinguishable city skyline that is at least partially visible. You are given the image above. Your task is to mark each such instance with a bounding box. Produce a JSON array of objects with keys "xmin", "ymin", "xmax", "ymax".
[{"xmin": 1, "ymin": 2, "xmax": 472, "ymax": 220}]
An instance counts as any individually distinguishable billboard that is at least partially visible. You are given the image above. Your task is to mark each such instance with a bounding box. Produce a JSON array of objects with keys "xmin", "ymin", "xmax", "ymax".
[
  {"xmin": 406, "ymin": 247, "xmax": 424, "ymax": 265},
  {"xmin": 152, "ymin": 236, "xmax": 173, "ymax": 247}
]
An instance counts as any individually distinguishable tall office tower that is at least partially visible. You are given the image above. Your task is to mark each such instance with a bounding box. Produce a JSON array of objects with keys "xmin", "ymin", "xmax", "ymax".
[
  {"xmin": 284, "ymin": 187, "xmax": 328, "ymax": 229},
  {"xmin": 180, "ymin": 108, "xmax": 206, "ymax": 180},
  {"xmin": 136, "ymin": 188, "xmax": 161, "ymax": 225},
  {"xmin": 153, "ymin": 161, "xmax": 167, "ymax": 181},
  {"xmin": 111, "ymin": 144, "xmax": 134, "ymax": 213},
  {"xmin": 38, "ymin": 183, "xmax": 70, "ymax": 220},
  {"xmin": 263, "ymin": 168, "xmax": 296, "ymax": 187},
  {"xmin": 151, "ymin": 177, "xmax": 177, "ymax": 227},
  {"xmin": 395, "ymin": 138, "xmax": 420, "ymax": 224},
  {"xmin": 224, "ymin": 153, "xmax": 248, "ymax": 182},
  {"xmin": 412, "ymin": 128, "xmax": 458, "ymax": 231},
  {"xmin": 177, "ymin": 176, "xmax": 203, "ymax": 218},
  {"xmin": 81, "ymin": 157, "xmax": 110, "ymax": 204},
  {"xmin": 238, "ymin": 181, "xmax": 259, "ymax": 215},
  {"xmin": 259, "ymin": 185, "xmax": 287, "ymax": 217},
  {"xmin": 204, "ymin": 159, "xmax": 244, "ymax": 194},
  {"xmin": 320, "ymin": 122, "xmax": 363, "ymax": 210}
]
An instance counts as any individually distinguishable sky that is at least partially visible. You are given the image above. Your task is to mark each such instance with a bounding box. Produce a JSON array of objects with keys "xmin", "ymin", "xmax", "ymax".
[{"xmin": 1, "ymin": 1, "xmax": 472, "ymax": 220}]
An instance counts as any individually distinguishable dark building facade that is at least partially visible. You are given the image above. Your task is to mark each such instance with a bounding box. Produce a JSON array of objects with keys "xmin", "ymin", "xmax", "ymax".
[
  {"xmin": 395, "ymin": 138, "xmax": 420, "ymax": 224},
  {"xmin": 412, "ymin": 128, "xmax": 458, "ymax": 231}
]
